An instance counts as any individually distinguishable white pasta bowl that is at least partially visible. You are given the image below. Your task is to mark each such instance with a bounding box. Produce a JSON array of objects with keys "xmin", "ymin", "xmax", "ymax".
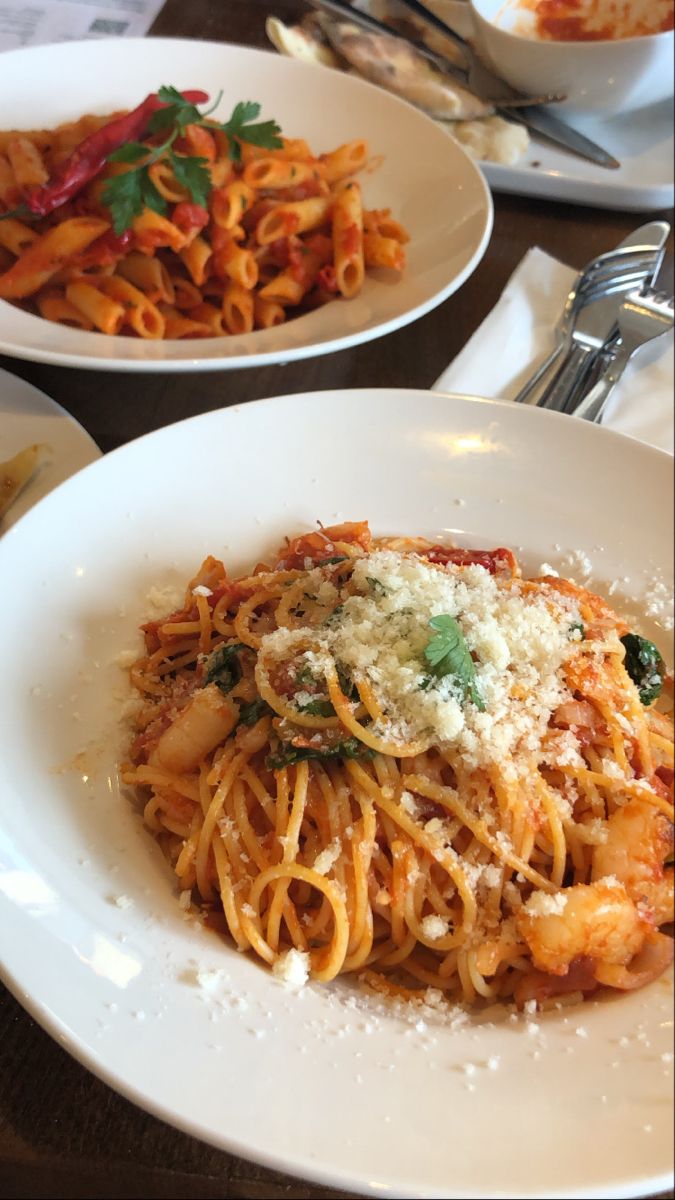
[
  {"xmin": 0, "ymin": 38, "xmax": 491, "ymax": 372},
  {"xmin": 431, "ymin": 0, "xmax": 674, "ymax": 118},
  {"xmin": 0, "ymin": 389, "xmax": 672, "ymax": 1200}
]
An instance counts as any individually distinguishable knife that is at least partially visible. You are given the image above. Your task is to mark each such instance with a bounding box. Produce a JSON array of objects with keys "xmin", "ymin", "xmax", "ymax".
[{"xmin": 375, "ymin": 0, "xmax": 621, "ymax": 169}]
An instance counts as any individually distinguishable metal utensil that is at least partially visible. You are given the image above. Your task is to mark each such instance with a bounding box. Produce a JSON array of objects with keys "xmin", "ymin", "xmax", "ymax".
[
  {"xmin": 572, "ymin": 288, "xmax": 675, "ymax": 423},
  {"xmin": 391, "ymin": 0, "xmax": 620, "ymax": 167},
  {"xmin": 514, "ymin": 221, "xmax": 670, "ymax": 406}
]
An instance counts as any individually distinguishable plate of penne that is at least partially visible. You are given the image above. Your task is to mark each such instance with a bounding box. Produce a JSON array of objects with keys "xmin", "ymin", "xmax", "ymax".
[{"xmin": 0, "ymin": 37, "xmax": 492, "ymax": 372}]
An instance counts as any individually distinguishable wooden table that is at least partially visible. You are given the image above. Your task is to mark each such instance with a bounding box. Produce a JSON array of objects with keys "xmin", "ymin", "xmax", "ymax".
[{"xmin": 0, "ymin": 2, "xmax": 673, "ymax": 1197}]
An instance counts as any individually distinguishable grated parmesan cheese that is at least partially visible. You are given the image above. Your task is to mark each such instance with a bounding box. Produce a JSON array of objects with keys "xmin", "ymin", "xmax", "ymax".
[
  {"xmin": 272, "ymin": 948, "xmax": 310, "ymax": 989},
  {"xmin": 420, "ymin": 914, "xmax": 450, "ymax": 940},
  {"xmin": 312, "ymin": 839, "xmax": 341, "ymax": 876},
  {"xmin": 259, "ymin": 550, "xmax": 580, "ymax": 771},
  {"xmin": 523, "ymin": 890, "xmax": 568, "ymax": 917}
]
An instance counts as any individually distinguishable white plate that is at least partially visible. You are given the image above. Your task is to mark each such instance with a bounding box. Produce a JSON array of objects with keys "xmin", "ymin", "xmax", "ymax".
[
  {"xmin": 0, "ymin": 38, "xmax": 491, "ymax": 373},
  {"xmin": 0, "ymin": 366, "xmax": 101, "ymax": 529},
  {"xmin": 0, "ymin": 389, "xmax": 672, "ymax": 1200},
  {"xmin": 359, "ymin": 0, "xmax": 673, "ymax": 211},
  {"xmin": 483, "ymin": 99, "xmax": 675, "ymax": 212}
]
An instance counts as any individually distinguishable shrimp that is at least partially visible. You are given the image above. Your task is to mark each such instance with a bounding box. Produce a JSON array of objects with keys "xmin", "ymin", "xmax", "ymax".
[
  {"xmin": 516, "ymin": 880, "xmax": 647, "ymax": 977},
  {"xmin": 592, "ymin": 799, "xmax": 674, "ymax": 925},
  {"xmin": 150, "ymin": 683, "xmax": 237, "ymax": 774}
]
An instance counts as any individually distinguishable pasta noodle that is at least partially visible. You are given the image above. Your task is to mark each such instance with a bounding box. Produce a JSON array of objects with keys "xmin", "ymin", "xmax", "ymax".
[
  {"xmin": 0, "ymin": 94, "xmax": 408, "ymax": 338},
  {"xmin": 122, "ymin": 521, "xmax": 674, "ymax": 1007}
]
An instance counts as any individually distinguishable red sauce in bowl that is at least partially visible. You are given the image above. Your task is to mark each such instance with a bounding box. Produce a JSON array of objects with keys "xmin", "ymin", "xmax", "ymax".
[{"xmin": 526, "ymin": 0, "xmax": 674, "ymax": 41}]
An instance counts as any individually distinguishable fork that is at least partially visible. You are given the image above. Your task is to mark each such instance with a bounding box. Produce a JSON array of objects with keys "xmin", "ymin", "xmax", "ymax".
[
  {"xmin": 571, "ymin": 288, "xmax": 675, "ymax": 424},
  {"xmin": 514, "ymin": 221, "xmax": 670, "ymax": 406}
]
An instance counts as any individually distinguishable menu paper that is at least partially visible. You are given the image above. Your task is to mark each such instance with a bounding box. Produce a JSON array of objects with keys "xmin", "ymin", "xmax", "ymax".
[{"xmin": 0, "ymin": 0, "xmax": 165, "ymax": 52}]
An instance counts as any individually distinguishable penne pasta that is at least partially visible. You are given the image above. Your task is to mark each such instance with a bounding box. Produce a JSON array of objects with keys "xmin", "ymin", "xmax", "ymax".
[
  {"xmin": 0, "ymin": 98, "xmax": 407, "ymax": 338},
  {"xmin": 36, "ymin": 287, "xmax": 95, "ymax": 330},
  {"xmin": 0, "ymin": 216, "xmax": 109, "ymax": 299},
  {"xmin": 97, "ymin": 275, "xmax": 165, "ymax": 339},
  {"xmin": 320, "ymin": 139, "xmax": 369, "ymax": 184},
  {"xmin": 363, "ymin": 232, "xmax": 406, "ymax": 273},
  {"xmin": 65, "ymin": 279, "xmax": 125, "ymax": 334},
  {"xmin": 332, "ymin": 182, "xmax": 365, "ymax": 299},
  {"xmin": 222, "ymin": 280, "xmax": 255, "ymax": 335},
  {"xmin": 255, "ymin": 197, "xmax": 331, "ymax": 246},
  {"xmin": 116, "ymin": 252, "xmax": 175, "ymax": 305},
  {"xmin": 6, "ymin": 136, "xmax": 49, "ymax": 189}
]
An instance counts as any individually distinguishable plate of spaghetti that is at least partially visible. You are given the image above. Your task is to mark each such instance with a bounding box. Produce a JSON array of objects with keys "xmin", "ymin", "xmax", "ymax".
[
  {"xmin": 0, "ymin": 389, "xmax": 672, "ymax": 1199},
  {"xmin": 0, "ymin": 38, "xmax": 491, "ymax": 371}
]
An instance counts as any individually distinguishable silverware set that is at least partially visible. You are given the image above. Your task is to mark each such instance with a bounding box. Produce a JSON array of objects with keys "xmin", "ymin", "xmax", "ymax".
[{"xmin": 514, "ymin": 221, "xmax": 674, "ymax": 423}]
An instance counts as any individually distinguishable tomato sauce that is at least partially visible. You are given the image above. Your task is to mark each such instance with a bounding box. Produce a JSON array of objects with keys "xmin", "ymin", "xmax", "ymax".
[{"xmin": 522, "ymin": 0, "xmax": 674, "ymax": 41}]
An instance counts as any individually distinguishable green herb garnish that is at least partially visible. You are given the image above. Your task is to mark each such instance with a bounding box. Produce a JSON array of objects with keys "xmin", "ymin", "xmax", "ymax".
[
  {"xmin": 569, "ymin": 621, "xmax": 585, "ymax": 641},
  {"xmin": 267, "ymin": 737, "xmax": 374, "ymax": 770},
  {"xmin": 204, "ymin": 642, "xmax": 247, "ymax": 693},
  {"xmin": 366, "ymin": 576, "xmax": 388, "ymax": 597},
  {"xmin": 237, "ymin": 698, "xmax": 272, "ymax": 726},
  {"xmin": 102, "ymin": 89, "xmax": 282, "ymax": 234},
  {"xmin": 423, "ymin": 614, "xmax": 485, "ymax": 711},
  {"xmin": 297, "ymin": 698, "xmax": 335, "ymax": 717},
  {"xmin": 620, "ymin": 633, "xmax": 665, "ymax": 706}
]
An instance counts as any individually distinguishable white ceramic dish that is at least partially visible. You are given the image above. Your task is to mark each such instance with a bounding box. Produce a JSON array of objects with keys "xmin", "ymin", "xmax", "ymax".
[
  {"xmin": 393, "ymin": 0, "xmax": 675, "ymax": 209},
  {"xmin": 0, "ymin": 38, "xmax": 491, "ymax": 373},
  {"xmin": 480, "ymin": 98, "xmax": 675, "ymax": 212},
  {"xmin": 0, "ymin": 367, "xmax": 101, "ymax": 529},
  {"xmin": 468, "ymin": 0, "xmax": 674, "ymax": 118},
  {"xmin": 0, "ymin": 389, "xmax": 672, "ymax": 1200}
]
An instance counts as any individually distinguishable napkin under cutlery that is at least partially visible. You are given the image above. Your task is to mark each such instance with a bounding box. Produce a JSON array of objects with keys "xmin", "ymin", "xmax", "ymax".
[{"xmin": 433, "ymin": 247, "xmax": 674, "ymax": 455}]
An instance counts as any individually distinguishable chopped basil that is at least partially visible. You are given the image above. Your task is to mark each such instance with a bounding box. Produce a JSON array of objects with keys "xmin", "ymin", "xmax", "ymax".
[
  {"xmin": 297, "ymin": 698, "xmax": 335, "ymax": 717},
  {"xmin": 237, "ymin": 698, "xmax": 272, "ymax": 726},
  {"xmin": 267, "ymin": 737, "xmax": 373, "ymax": 770},
  {"xmin": 569, "ymin": 621, "xmax": 585, "ymax": 641},
  {"xmin": 620, "ymin": 633, "xmax": 665, "ymax": 706},
  {"xmin": 366, "ymin": 576, "xmax": 388, "ymax": 597},
  {"xmin": 204, "ymin": 642, "xmax": 247, "ymax": 693}
]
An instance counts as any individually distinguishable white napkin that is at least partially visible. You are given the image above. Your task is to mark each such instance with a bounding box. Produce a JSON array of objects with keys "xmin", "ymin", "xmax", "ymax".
[{"xmin": 433, "ymin": 247, "xmax": 674, "ymax": 455}]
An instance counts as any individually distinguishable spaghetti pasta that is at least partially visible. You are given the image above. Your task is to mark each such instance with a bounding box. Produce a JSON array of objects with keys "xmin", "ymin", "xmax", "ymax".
[{"xmin": 122, "ymin": 522, "xmax": 674, "ymax": 1007}]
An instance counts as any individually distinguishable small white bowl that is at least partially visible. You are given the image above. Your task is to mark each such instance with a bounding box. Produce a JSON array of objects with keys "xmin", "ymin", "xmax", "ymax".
[{"xmin": 432, "ymin": 0, "xmax": 674, "ymax": 118}]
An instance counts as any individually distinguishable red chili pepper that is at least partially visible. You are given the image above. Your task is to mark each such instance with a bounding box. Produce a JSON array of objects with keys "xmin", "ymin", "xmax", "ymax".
[{"xmin": 23, "ymin": 89, "xmax": 209, "ymax": 218}]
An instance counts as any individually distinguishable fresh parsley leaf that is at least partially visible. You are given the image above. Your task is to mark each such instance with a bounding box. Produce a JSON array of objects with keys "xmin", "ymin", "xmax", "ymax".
[
  {"xmin": 101, "ymin": 170, "xmax": 146, "ymax": 235},
  {"xmin": 108, "ymin": 142, "xmax": 151, "ymax": 164},
  {"xmin": 569, "ymin": 621, "xmax": 585, "ymax": 641},
  {"xmin": 103, "ymin": 87, "xmax": 282, "ymax": 233},
  {"xmin": 204, "ymin": 642, "xmax": 247, "ymax": 693},
  {"xmin": 140, "ymin": 173, "xmax": 168, "ymax": 216},
  {"xmin": 157, "ymin": 84, "xmax": 188, "ymax": 106},
  {"xmin": 169, "ymin": 151, "xmax": 211, "ymax": 207},
  {"xmin": 316, "ymin": 556, "xmax": 348, "ymax": 566},
  {"xmin": 218, "ymin": 100, "xmax": 282, "ymax": 162},
  {"xmin": 423, "ymin": 614, "xmax": 485, "ymax": 711},
  {"xmin": 620, "ymin": 633, "xmax": 665, "ymax": 706}
]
